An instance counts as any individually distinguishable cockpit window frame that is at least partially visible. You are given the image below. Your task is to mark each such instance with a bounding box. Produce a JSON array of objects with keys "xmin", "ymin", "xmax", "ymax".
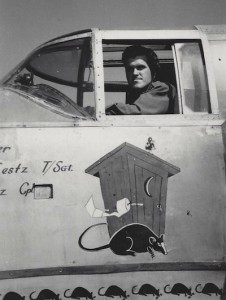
[
  {"xmin": 0, "ymin": 28, "xmax": 222, "ymax": 127},
  {"xmin": 0, "ymin": 31, "xmax": 96, "ymax": 125},
  {"xmin": 92, "ymin": 29, "xmax": 219, "ymax": 123}
]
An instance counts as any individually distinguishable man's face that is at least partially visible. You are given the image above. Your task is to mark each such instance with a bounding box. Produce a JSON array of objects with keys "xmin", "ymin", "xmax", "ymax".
[{"xmin": 125, "ymin": 55, "xmax": 152, "ymax": 90}]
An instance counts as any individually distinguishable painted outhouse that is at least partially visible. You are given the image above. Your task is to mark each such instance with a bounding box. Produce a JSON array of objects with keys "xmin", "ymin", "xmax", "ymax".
[{"xmin": 86, "ymin": 142, "xmax": 180, "ymax": 236}]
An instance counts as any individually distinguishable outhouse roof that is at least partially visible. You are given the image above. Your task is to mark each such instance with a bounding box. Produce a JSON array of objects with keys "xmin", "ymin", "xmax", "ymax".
[{"xmin": 86, "ymin": 142, "xmax": 180, "ymax": 178}]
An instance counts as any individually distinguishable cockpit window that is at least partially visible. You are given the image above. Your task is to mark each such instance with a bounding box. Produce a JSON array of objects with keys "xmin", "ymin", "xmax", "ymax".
[
  {"xmin": 209, "ymin": 40, "xmax": 226, "ymax": 113},
  {"xmin": 2, "ymin": 37, "xmax": 95, "ymax": 120},
  {"xmin": 103, "ymin": 40, "xmax": 211, "ymax": 115},
  {"xmin": 175, "ymin": 43, "xmax": 210, "ymax": 113}
]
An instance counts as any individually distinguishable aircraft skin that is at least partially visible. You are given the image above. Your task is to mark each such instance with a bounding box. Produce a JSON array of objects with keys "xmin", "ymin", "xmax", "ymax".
[{"xmin": 0, "ymin": 25, "xmax": 225, "ymax": 299}]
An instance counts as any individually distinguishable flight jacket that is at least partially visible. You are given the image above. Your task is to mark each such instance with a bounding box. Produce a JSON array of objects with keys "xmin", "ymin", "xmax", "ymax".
[{"xmin": 105, "ymin": 81, "xmax": 177, "ymax": 115}]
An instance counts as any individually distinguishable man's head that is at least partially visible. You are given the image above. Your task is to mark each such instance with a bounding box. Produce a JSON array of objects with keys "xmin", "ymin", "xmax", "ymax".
[{"xmin": 122, "ymin": 46, "xmax": 160, "ymax": 90}]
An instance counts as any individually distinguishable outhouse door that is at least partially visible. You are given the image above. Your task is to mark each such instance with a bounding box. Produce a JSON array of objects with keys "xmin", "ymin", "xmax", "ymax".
[{"xmin": 128, "ymin": 154, "xmax": 168, "ymax": 236}]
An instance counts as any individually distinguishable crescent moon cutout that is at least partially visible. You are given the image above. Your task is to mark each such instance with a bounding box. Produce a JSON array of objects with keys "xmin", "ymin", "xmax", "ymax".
[{"xmin": 144, "ymin": 176, "xmax": 154, "ymax": 197}]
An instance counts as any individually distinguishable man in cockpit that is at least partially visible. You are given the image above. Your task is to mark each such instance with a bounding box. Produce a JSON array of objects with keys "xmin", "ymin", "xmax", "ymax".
[{"xmin": 105, "ymin": 45, "xmax": 177, "ymax": 115}]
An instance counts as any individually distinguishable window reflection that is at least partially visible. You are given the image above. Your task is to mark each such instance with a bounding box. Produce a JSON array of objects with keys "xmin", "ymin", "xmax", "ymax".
[
  {"xmin": 175, "ymin": 43, "xmax": 211, "ymax": 113},
  {"xmin": 3, "ymin": 38, "xmax": 95, "ymax": 120}
]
